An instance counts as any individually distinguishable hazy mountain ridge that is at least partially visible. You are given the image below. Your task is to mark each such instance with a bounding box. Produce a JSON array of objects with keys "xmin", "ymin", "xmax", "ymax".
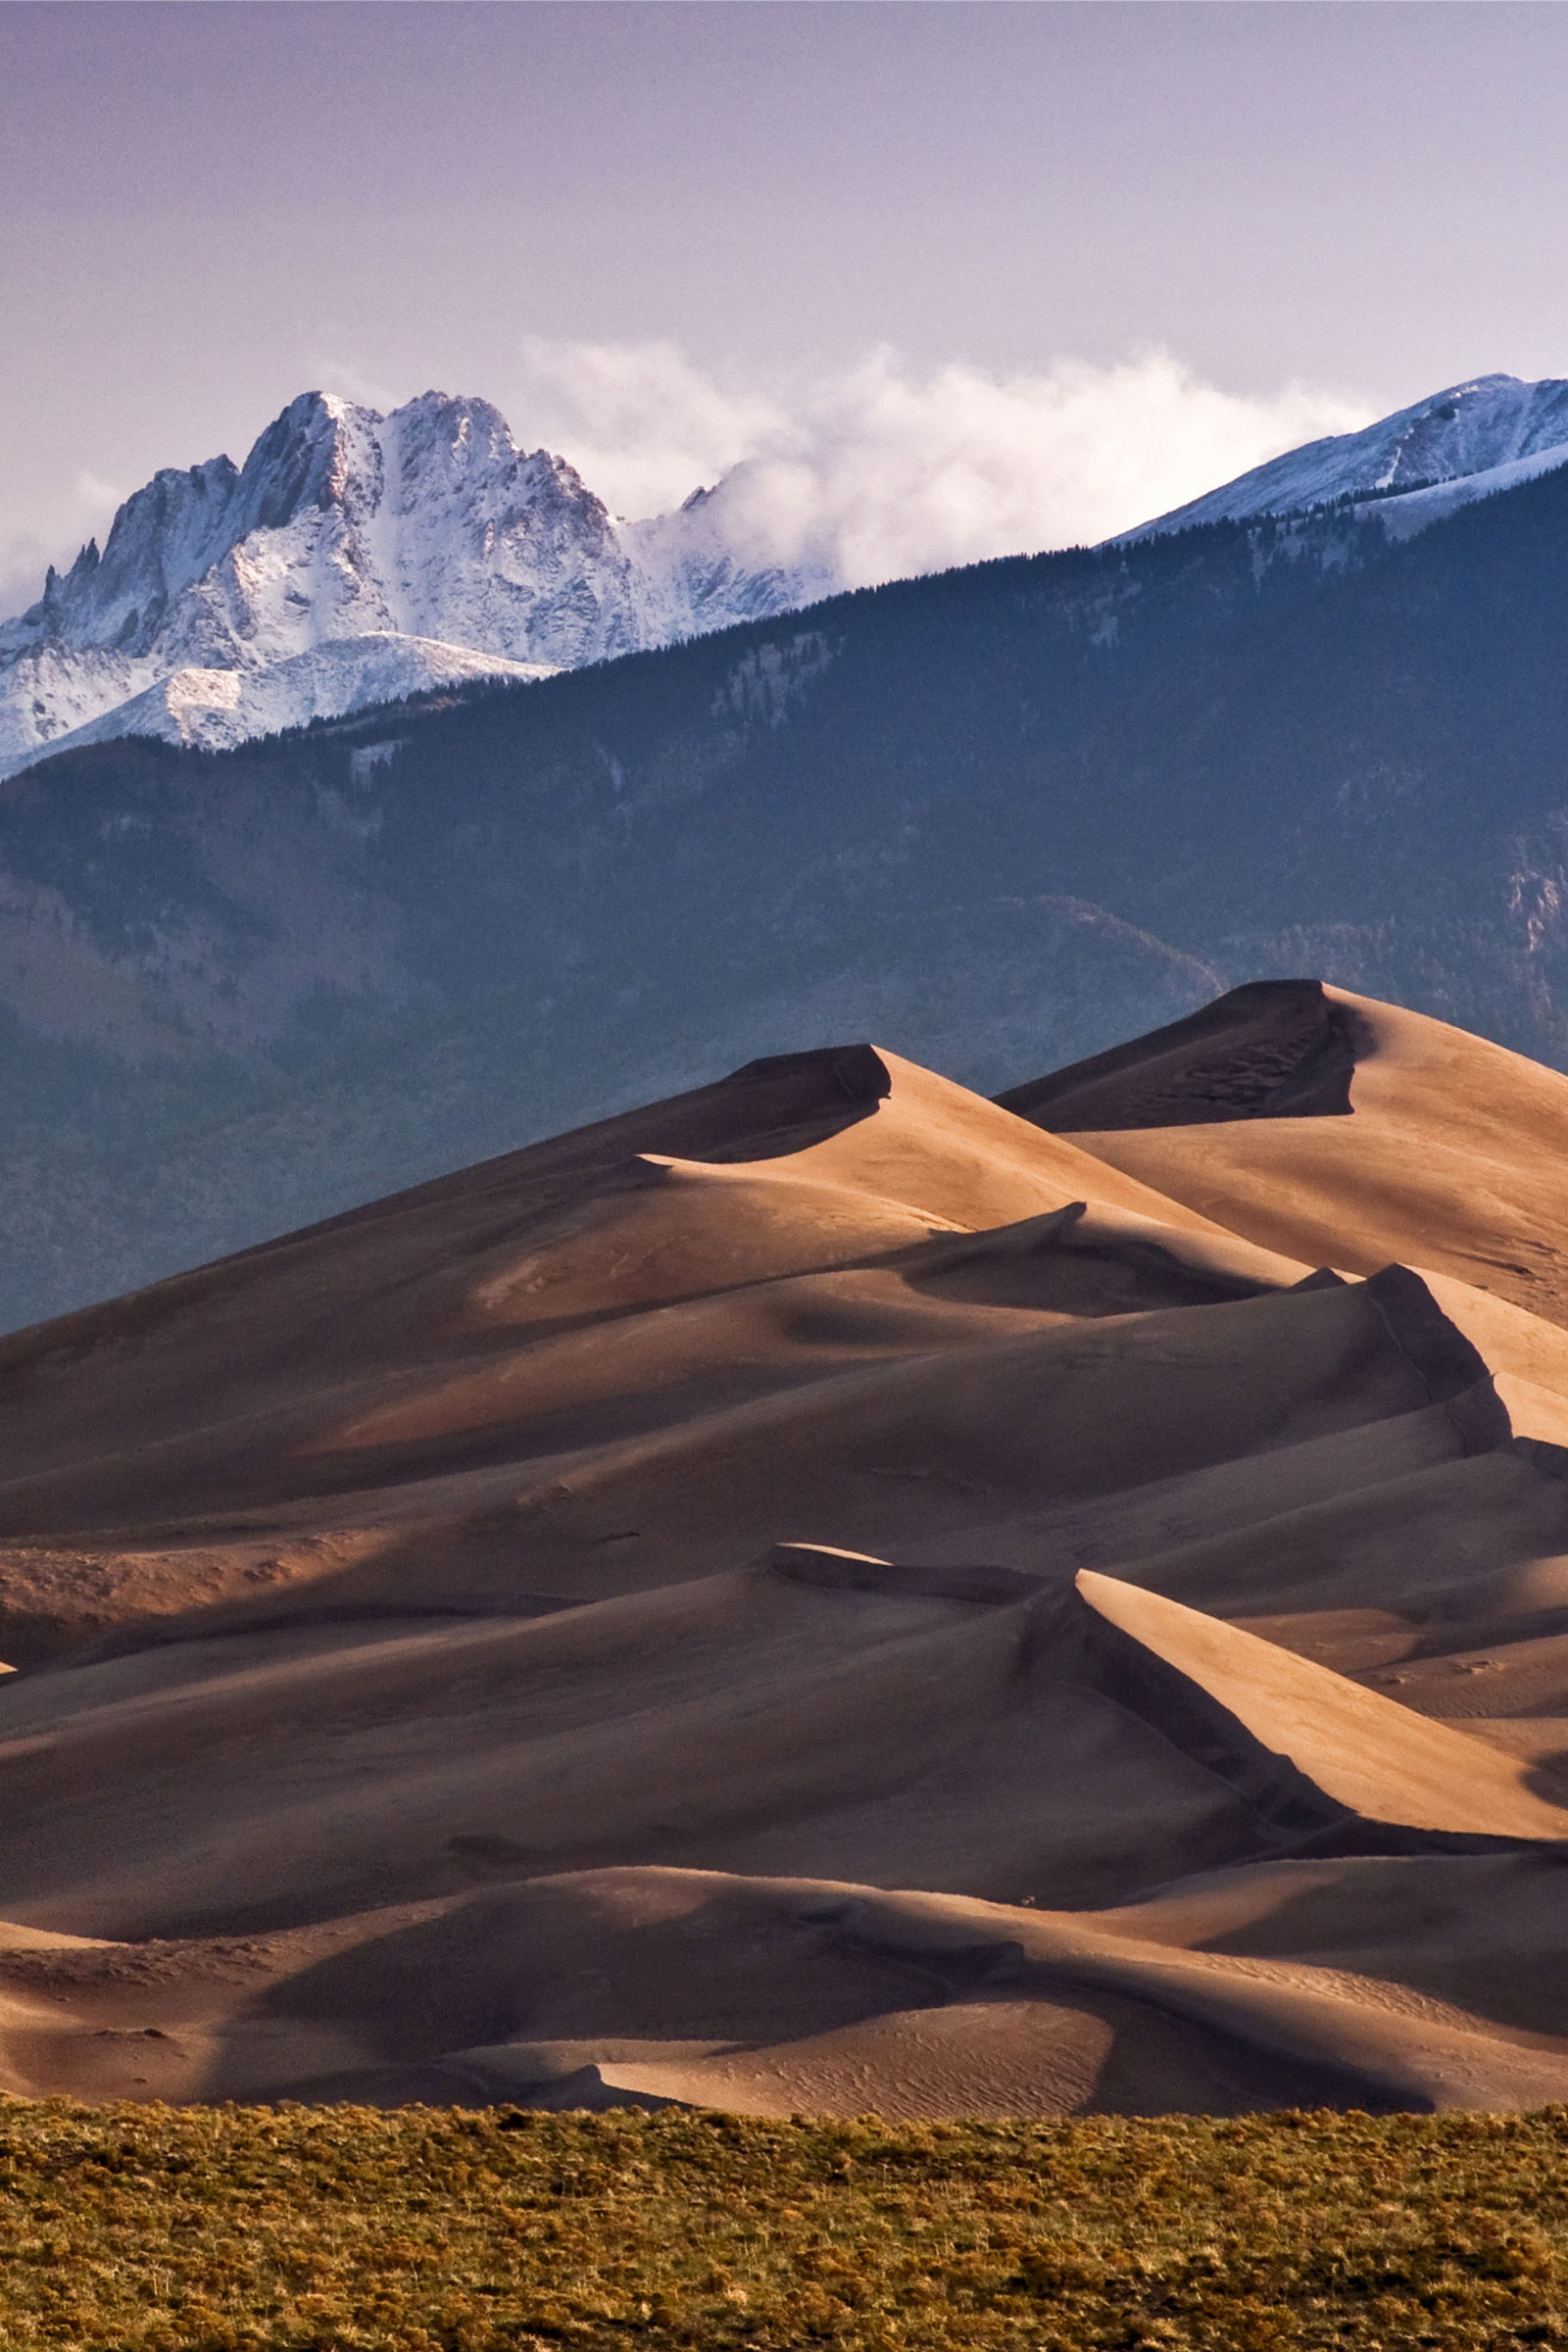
[{"xmin": 0, "ymin": 390, "xmax": 822, "ymax": 776}]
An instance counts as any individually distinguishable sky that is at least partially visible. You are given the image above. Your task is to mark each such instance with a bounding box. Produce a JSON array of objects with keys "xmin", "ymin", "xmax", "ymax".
[{"xmin": 4, "ymin": 0, "xmax": 1568, "ymax": 612}]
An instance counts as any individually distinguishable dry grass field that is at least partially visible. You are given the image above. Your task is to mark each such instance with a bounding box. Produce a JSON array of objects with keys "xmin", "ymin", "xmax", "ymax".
[{"xmin": 4, "ymin": 2100, "xmax": 1568, "ymax": 2350}]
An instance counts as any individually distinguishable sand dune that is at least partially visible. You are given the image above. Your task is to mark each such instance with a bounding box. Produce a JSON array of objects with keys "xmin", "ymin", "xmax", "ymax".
[{"xmin": 3, "ymin": 986, "xmax": 1568, "ymax": 2113}]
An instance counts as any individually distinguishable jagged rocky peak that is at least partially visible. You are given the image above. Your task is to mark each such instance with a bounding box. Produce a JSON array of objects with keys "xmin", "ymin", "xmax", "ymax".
[
  {"xmin": 372, "ymin": 393, "xmax": 625, "ymax": 605},
  {"xmin": 3, "ymin": 389, "xmax": 619, "ymax": 657},
  {"xmin": 23, "ymin": 450, "xmax": 245, "ymax": 655},
  {"xmin": 383, "ymin": 388, "xmax": 539, "ymax": 486},
  {"xmin": 0, "ymin": 385, "xmax": 831, "ymax": 777},
  {"xmin": 228, "ymin": 389, "xmax": 374, "ymax": 530}
]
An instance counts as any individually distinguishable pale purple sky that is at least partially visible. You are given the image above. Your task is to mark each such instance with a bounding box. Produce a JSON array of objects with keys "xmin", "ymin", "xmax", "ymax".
[{"xmin": 4, "ymin": 1, "xmax": 1568, "ymax": 612}]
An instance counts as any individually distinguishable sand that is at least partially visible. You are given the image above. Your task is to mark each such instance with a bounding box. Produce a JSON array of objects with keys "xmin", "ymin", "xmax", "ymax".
[{"xmin": 2, "ymin": 985, "xmax": 1568, "ymax": 2115}]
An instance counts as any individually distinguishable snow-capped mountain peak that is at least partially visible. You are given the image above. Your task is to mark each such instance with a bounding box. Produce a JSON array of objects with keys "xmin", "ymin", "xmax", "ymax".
[
  {"xmin": 0, "ymin": 389, "xmax": 822, "ymax": 778},
  {"xmin": 1122, "ymin": 371, "xmax": 1568, "ymax": 541}
]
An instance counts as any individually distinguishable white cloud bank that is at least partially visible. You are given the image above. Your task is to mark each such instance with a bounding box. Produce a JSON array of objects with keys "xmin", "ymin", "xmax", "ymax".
[{"xmin": 509, "ymin": 339, "xmax": 1374, "ymax": 590}]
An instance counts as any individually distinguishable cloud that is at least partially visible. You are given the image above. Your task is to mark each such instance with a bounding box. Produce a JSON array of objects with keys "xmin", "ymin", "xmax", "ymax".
[
  {"xmin": 0, "ymin": 536, "xmax": 52, "ymax": 622},
  {"xmin": 510, "ymin": 336, "xmax": 787, "ymax": 519},
  {"xmin": 74, "ymin": 471, "xmax": 124, "ymax": 514},
  {"xmin": 313, "ymin": 356, "xmax": 407, "ymax": 416},
  {"xmin": 507, "ymin": 339, "xmax": 1374, "ymax": 588}
]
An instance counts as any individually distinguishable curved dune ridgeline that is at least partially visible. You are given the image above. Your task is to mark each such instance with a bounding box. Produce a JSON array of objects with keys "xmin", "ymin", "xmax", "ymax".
[{"xmin": 4, "ymin": 985, "xmax": 1568, "ymax": 2115}]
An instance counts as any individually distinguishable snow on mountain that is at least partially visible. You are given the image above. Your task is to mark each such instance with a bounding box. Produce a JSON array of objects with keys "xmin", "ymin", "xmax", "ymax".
[
  {"xmin": 1120, "ymin": 372, "xmax": 1568, "ymax": 542},
  {"xmin": 0, "ymin": 391, "xmax": 822, "ymax": 778},
  {"xmin": 1346, "ymin": 437, "xmax": 1568, "ymax": 542},
  {"xmin": 24, "ymin": 635, "xmax": 556, "ymax": 767},
  {"xmin": 624, "ymin": 471, "xmax": 839, "ymax": 641}
]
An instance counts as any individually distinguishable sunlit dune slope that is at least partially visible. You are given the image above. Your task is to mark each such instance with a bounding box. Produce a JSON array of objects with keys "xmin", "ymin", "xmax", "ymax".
[{"xmin": 4, "ymin": 986, "xmax": 1568, "ymax": 2117}]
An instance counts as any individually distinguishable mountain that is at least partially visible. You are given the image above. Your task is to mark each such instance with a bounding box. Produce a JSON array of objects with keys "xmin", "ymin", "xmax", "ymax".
[
  {"xmin": 4, "ymin": 985, "xmax": 1568, "ymax": 2117},
  {"xmin": 10, "ymin": 369, "xmax": 1567, "ymax": 781},
  {"xmin": 0, "ymin": 389, "xmax": 821, "ymax": 777},
  {"xmin": 1129, "ymin": 369, "xmax": 1568, "ymax": 540}
]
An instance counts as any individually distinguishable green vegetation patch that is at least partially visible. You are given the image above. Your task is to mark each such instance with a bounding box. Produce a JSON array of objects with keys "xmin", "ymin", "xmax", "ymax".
[{"xmin": 5, "ymin": 2100, "xmax": 1568, "ymax": 2349}]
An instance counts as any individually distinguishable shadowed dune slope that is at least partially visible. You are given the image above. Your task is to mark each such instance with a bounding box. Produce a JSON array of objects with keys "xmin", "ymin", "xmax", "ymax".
[
  {"xmin": 5, "ymin": 991, "xmax": 1568, "ymax": 2114},
  {"xmin": 997, "ymin": 979, "xmax": 1361, "ymax": 1131}
]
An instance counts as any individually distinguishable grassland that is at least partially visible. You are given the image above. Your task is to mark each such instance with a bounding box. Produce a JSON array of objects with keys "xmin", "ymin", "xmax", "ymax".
[{"xmin": 4, "ymin": 2102, "xmax": 1568, "ymax": 2348}]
